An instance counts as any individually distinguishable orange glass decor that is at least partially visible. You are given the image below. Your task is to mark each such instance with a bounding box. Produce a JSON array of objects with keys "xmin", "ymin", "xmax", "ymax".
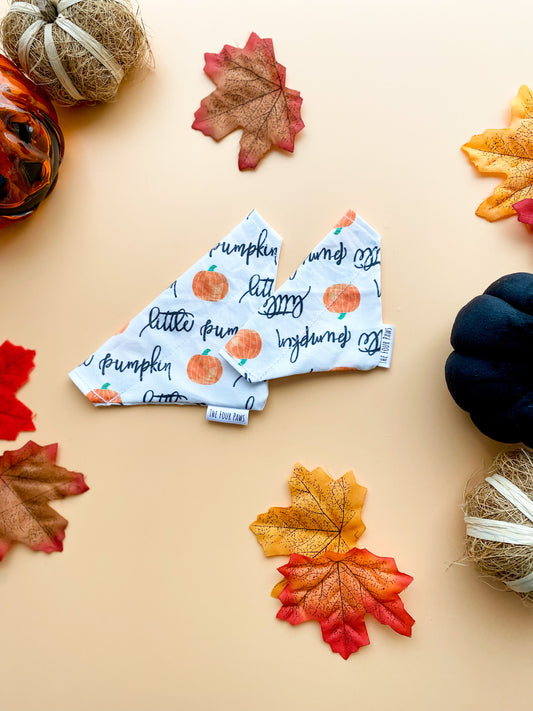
[{"xmin": 0, "ymin": 54, "xmax": 64, "ymax": 227}]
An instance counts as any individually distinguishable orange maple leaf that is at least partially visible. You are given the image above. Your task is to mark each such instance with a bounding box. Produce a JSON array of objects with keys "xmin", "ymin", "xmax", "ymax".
[
  {"xmin": 0, "ymin": 441, "xmax": 88, "ymax": 560},
  {"xmin": 463, "ymin": 85, "xmax": 533, "ymax": 221},
  {"xmin": 192, "ymin": 32, "xmax": 304, "ymax": 170},
  {"xmin": 250, "ymin": 464, "xmax": 366, "ymax": 558},
  {"xmin": 277, "ymin": 548, "xmax": 414, "ymax": 659}
]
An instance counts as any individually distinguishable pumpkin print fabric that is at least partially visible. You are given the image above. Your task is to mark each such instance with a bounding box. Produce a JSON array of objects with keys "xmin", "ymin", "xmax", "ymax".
[
  {"xmin": 69, "ymin": 210, "xmax": 282, "ymax": 411},
  {"xmin": 70, "ymin": 209, "xmax": 389, "ymax": 417},
  {"xmin": 221, "ymin": 211, "xmax": 386, "ymax": 381}
]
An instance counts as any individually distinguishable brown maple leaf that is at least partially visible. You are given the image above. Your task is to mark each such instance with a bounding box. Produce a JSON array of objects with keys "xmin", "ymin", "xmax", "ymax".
[
  {"xmin": 192, "ymin": 32, "xmax": 304, "ymax": 170},
  {"xmin": 250, "ymin": 464, "xmax": 367, "ymax": 558},
  {"xmin": 0, "ymin": 441, "xmax": 88, "ymax": 560},
  {"xmin": 463, "ymin": 85, "xmax": 533, "ymax": 221},
  {"xmin": 276, "ymin": 548, "xmax": 414, "ymax": 659}
]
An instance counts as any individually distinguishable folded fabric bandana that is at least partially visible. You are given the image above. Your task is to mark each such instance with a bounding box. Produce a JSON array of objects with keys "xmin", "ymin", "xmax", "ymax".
[
  {"xmin": 70, "ymin": 209, "xmax": 391, "ymax": 417},
  {"xmin": 69, "ymin": 210, "xmax": 281, "ymax": 411},
  {"xmin": 220, "ymin": 210, "xmax": 389, "ymax": 381}
]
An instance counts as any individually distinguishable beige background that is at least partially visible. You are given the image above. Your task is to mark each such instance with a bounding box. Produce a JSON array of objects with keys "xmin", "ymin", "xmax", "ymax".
[{"xmin": 1, "ymin": 0, "xmax": 533, "ymax": 708}]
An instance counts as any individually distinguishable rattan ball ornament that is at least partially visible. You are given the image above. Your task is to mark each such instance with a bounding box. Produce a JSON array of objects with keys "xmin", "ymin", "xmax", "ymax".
[
  {"xmin": 464, "ymin": 449, "xmax": 533, "ymax": 602},
  {"xmin": 0, "ymin": 0, "xmax": 150, "ymax": 106}
]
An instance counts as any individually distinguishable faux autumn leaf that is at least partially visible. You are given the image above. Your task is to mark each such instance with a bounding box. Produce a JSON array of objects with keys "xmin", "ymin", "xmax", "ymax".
[
  {"xmin": 463, "ymin": 85, "xmax": 533, "ymax": 221},
  {"xmin": 192, "ymin": 32, "xmax": 304, "ymax": 170},
  {"xmin": 250, "ymin": 464, "xmax": 366, "ymax": 558},
  {"xmin": 276, "ymin": 548, "xmax": 414, "ymax": 659},
  {"xmin": 0, "ymin": 340, "xmax": 35, "ymax": 440},
  {"xmin": 513, "ymin": 198, "xmax": 533, "ymax": 226},
  {"xmin": 0, "ymin": 441, "xmax": 88, "ymax": 560}
]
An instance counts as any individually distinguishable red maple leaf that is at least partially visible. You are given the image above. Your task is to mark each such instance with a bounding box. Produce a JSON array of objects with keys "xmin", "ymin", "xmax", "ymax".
[
  {"xmin": 0, "ymin": 341, "xmax": 35, "ymax": 440},
  {"xmin": 192, "ymin": 32, "xmax": 304, "ymax": 170},
  {"xmin": 0, "ymin": 441, "xmax": 88, "ymax": 560},
  {"xmin": 277, "ymin": 548, "xmax": 414, "ymax": 659},
  {"xmin": 513, "ymin": 198, "xmax": 533, "ymax": 227}
]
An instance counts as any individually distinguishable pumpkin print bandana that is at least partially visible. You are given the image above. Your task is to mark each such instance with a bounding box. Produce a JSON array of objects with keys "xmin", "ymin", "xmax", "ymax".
[
  {"xmin": 221, "ymin": 210, "xmax": 387, "ymax": 381},
  {"xmin": 69, "ymin": 210, "xmax": 281, "ymax": 411},
  {"xmin": 69, "ymin": 209, "xmax": 390, "ymax": 417}
]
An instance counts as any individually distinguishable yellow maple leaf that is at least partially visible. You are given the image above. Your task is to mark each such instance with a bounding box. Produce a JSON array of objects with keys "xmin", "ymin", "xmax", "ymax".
[
  {"xmin": 250, "ymin": 463, "xmax": 366, "ymax": 559},
  {"xmin": 463, "ymin": 85, "xmax": 533, "ymax": 221}
]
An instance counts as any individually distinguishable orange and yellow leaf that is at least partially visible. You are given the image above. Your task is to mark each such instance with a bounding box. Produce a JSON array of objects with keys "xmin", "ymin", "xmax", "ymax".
[
  {"xmin": 277, "ymin": 548, "xmax": 414, "ymax": 659},
  {"xmin": 463, "ymin": 85, "xmax": 533, "ymax": 221},
  {"xmin": 250, "ymin": 464, "xmax": 366, "ymax": 558}
]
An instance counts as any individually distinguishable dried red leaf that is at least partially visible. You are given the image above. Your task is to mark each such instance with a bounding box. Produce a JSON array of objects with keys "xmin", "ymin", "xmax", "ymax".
[
  {"xmin": 513, "ymin": 198, "xmax": 533, "ymax": 226},
  {"xmin": 0, "ymin": 341, "xmax": 35, "ymax": 440},
  {"xmin": 0, "ymin": 441, "xmax": 88, "ymax": 560},
  {"xmin": 0, "ymin": 386, "xmax": 34, "ymax": 441},
  {"xmin": 192, "ymin": 32, "xmax": 304, "ymax": 170},
  {"xmin": 277, "ymin": 548, "xmax": 414, "ymax": 659}
]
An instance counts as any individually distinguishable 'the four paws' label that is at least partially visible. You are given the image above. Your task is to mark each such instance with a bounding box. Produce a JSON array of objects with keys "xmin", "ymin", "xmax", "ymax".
[
  {"xmin": 378, "ymin": 325, "xmax": 395, "ymax": 368},
  {"xmin": 206, "ymin": 406, "xmax": 249, "ymax": 425}
]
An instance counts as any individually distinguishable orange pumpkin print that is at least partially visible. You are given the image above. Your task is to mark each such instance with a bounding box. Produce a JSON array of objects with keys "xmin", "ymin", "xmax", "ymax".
[
  {"xmin": 115, "ymin": 321, "xmax": 130, "ymax": 335},
  {"xmin": 333, "ymin": 209, "xmax": 356, "ymax": 234},
  {"xmin": 187, "ymin": 349, "xmax": 223, "ymax": 385},
  {"xmin": 323, "ymin": 284, "xmax": 360, "ymax": 319},
  {"xmin": 192, "ymin": 265, "xmax": 229, "ymax": 302},
  {"xmin": 86, "ymin": 383, "xmax": 122, "ymax": 404},
  {"xmin": 226, "ymin": 329, "xmax": 262, "ymax": 365}
]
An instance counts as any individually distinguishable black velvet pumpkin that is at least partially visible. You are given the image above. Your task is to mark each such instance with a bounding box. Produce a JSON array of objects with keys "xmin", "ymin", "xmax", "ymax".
[{"xmin": 445, "ymin": 272, "xmax": 533, "ymax": 446}]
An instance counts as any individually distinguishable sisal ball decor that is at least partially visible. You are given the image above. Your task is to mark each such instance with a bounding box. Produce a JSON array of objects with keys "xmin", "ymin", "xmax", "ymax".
[
  {"xmin": 0, "ymin": 0, "xmax": 150, "ymax": 106},
  {"xmin": 464, "ymin": 449, "xmax": 533, "ymax": 602}
]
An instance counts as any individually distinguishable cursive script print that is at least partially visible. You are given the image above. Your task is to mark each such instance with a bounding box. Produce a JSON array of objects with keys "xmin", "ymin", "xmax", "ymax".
[
  {"xmin": 209, "ymin": 228, "xmax": 278, "ymax": 266},
  {"xmin": 354, "ymin": 246, "xmax": 380, "ymax": 271},
  {"xmin": 168, "ymin": 281, "xmax": 179, "ymax": 298},
  {"xmin": 301, "ymin": 241, "xmax": 348, "ymax": 267},
  {"xmin": 276, "ymin": 325, "xmax": 352, "ymax": 363},
  {"xmin": 238, "ymin": 274, "xmax": 275, "ymax": 303},
  {"xmin": 139, "ymin": 306, "xmax": 195, "ymax": 337},
  {"xmin": 143, "ymin": 389, "xmax": 188, "ymax": 403},
  {"xmin": 99, "ymin": 345, "xmax": 172, "ymax": 382},
  {"xmin": 258, "ymin": 286, "xmax": 311, "ymax": 319},
  {"xmin": 199, "ymin": 319, "xmax": 239, "ymax": 342},
  {"xmin": 358, "ymin": 329, "xmax": 382, "ymax": 356}
]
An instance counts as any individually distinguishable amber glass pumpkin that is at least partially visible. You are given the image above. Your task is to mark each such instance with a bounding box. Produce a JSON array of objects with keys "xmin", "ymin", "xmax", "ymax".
[{"xmin": 0, "ymin": 54, "xmax": 64, "ymax": 227}]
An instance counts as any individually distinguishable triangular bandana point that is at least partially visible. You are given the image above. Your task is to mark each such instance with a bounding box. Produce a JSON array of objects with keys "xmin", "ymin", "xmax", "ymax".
[
  {"xmin": 220, "ymin": 210, "xmax": 388, "ymax": 382},
  {"xmin": 70, "ymin": 211, "xmax": 281, "ymax": 412}
]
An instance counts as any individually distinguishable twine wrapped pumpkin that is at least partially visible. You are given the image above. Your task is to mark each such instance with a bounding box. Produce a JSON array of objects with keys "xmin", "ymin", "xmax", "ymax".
[
  {"xmin": 0, "ymin": 0, "xmax": 150, "ymax": 106},
  {"xmin": 464, "ymin": 449, "xmax": 533, "ymax": 602}
]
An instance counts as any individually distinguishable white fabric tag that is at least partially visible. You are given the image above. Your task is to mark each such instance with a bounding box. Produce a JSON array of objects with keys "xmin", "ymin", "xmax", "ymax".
[
  {"xmin": 378, "ymin": 325, "xmax": 395, "ymax": 368},
  {"xmin": 206, "ymin": 406, "xmax": 249, "ymax": 425}
]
